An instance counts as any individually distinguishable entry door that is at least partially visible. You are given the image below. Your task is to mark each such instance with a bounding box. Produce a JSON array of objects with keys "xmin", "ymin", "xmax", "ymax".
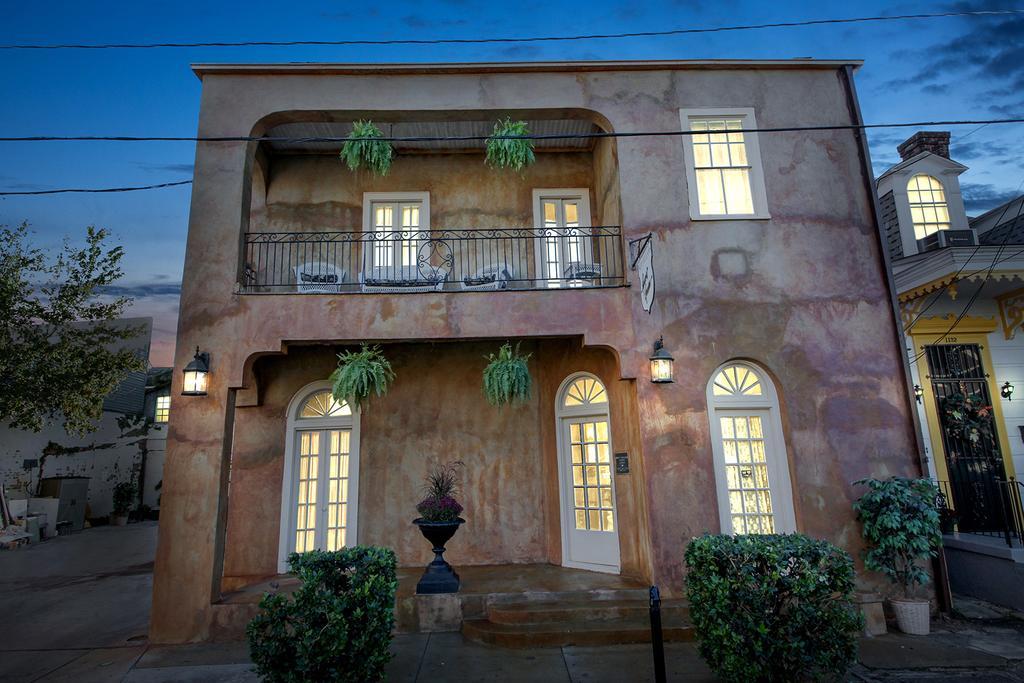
[
  {"xmin": 559, "ymin": 413, "xmax": 620, "ymax": 572},
  {"xmin": 292, "ymin": 428, "xmax": 355, "ymax": 553},
  {"xmin": 534, "ymin": 191, "xmax": 593, "ymax": 287}
]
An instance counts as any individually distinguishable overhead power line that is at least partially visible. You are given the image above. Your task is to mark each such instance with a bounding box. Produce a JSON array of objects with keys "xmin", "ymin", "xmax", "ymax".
[
  {"xmin": 0, "ymin": 180, "xmax": 192, "ymax": 196},
  {"xmin": 2, "ymin": 118, "xmax": 1024, "ymax": 144},
  {"xmin": 1, "ymin": 9, "xmax": 1021, "ymax": 50}
]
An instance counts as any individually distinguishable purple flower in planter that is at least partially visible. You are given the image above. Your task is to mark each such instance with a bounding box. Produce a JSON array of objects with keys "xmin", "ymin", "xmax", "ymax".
[{"xmin": 416, "ymin": 494, "xmax": 464, "ymax": 522}]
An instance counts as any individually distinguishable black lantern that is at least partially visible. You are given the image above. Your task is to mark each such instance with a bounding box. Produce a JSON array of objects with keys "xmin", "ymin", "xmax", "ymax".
[
  {"xmin": 649, "ymin": 336, "xmax": 674, "ymax": 384},
  {"xmin": 1001, "ymin": 381, "xmax": 1014, "ymax": 401},
  {"xmin": 182, "ymin": 347, "xmax": 210, "ymax": 396},
  {"xmin": 913, "ymin": 384, "xmax": 924, "ymax": 403}
]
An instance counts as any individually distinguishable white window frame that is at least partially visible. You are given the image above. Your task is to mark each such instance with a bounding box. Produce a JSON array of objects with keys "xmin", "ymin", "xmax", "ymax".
[
  {"xmin": 362, "ymin": 191, "xmax": 430, "ymax": 277},
  {"xmin": 277, "ymin": 380, "xmax": 361, "ymax": 573},
  {"xmin": 679, "ymin": 108, "xmax": 770, "ymax": 221},
  {"xmin": 532, "ymin": 189, "xmax": 594, "ymax": 287},
  {"xmin": 705, "ymin": 361, "xmax": 796, "ymax": 535},
  {"xmin": 154, "ymin": 393, "xmax": 170, "ymax": 423}
]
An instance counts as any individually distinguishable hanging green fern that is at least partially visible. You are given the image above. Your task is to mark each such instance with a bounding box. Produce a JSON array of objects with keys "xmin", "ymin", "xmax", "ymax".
[
  {"xmin": 330, "ymin": 345, "xmax": 395, "ymax": 409},
  {"xmin": 482, "ymin": 342, "xmax": 532, "ymax": 406},
  {"xmin": 485, "ymin": 118, "xmax": 536, "ymax": 172},
  {"xmin": 339, "ymin": 120, "xmax": 393, "ymax": 176}
]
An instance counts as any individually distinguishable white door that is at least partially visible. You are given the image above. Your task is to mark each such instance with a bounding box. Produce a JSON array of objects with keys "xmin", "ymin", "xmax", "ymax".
[
  {"xmin": 279, "ymin": 385, "xmax": 360, "ymax": 572},
  {"xmin": 362, "ymin": 192, "xmax": 430, "ymax": 281},
  {"xmin": 533, "ymin": 190, "xmax": 593, "ymax": 288},
  {"xmin": 556, "ymin": 374, "xmax": 620, "ymax": 572}
]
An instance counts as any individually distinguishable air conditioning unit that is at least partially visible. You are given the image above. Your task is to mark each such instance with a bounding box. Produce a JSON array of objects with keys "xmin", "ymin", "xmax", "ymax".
[{"xmin": 917, "ymin": 229, "xmax": 978, "ymax": 252}]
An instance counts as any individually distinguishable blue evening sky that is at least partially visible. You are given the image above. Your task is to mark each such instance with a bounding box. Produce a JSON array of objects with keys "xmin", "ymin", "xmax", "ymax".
[{"xmin": 1, "ymin": 1, "xmax": 1021, "ymax": 365}]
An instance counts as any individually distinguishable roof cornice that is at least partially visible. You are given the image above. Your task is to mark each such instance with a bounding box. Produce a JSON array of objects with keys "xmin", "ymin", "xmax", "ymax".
[{"xmin": 191, "ymin": 59, "xmax": 863, "ymax": 79}]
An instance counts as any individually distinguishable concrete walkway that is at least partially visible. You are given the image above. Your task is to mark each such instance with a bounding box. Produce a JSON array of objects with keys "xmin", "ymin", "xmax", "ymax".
[{"xmin": 3, "ymin": 523, "xmax": 1024, "ymax": 682}]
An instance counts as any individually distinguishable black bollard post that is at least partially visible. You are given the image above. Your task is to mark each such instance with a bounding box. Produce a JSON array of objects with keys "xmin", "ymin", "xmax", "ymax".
[{"xmin": 649, "ymin": 585, "xmax": 667, "ymax": 683}]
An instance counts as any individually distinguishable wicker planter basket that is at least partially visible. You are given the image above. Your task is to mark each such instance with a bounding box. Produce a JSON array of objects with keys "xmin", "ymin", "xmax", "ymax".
[{"xmin": 891, "ymin": 598, "xmax": 930, "ymax": 635}]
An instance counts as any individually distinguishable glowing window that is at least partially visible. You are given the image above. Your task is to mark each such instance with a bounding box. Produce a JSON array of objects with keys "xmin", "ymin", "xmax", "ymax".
[
  {"xmin": 690, "ymin": 118, "xmax": 755, "ymax": 216},
  {"xmin": 907, "ymin": 174, "xmax": 950, "ymax": 240},
  {"xmin": 154, "ymin": 394, "xmax": 170, "ymax": 423},
  {"xmin": 298, "ymin": 390, "xmax": 352, "ymax": 418},
  {"xmin": 712, "ymin": 365, "xmax": 763, "ymax": 397},
  {"xmin": 563, "ymin": 377, "xmax": 608, "ymax": 407}
]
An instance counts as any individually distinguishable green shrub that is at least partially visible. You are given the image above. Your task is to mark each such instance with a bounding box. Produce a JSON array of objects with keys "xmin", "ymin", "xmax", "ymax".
[
  {"xmin": 854, "ymin": 477, "xmax": 942, "ymax": 597},
  {"xmin": 485, "ymin": 118, "xmax": 536, "ymax": 172},
  {"xmin": 339, "ymin": 121, "xmax": 393, "ymax": 176},
  {"xmin": 482, "ymin": 342, "xmax": 532, "ymax": 406},
  {"xmin": 111, "ymin": 480, "xmax": 137, "ymax": 515},
  {"xmin": 330, "ymin": 345, "xmax": 395, "ymax": 410},
  {"xmin": 685, "ymin": 533, "xmax": 862, "ymax": 682},
  {"xmin": 247, "ymin": 546, "xmax": 398, "ymax": 683}
]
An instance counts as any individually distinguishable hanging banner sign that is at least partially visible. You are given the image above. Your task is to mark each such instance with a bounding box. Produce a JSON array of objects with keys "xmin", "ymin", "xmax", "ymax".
[{"xmin": 629, "ymin": 234, "xmax": 656, "ymax": 314}]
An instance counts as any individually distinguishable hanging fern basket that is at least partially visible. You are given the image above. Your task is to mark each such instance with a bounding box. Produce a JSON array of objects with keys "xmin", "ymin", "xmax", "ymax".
[
  {"xmin": 330, "ymin": 345, "xmax": 395, "ymax": 409},
  {"xmin": 485, "ymin": 118, "xmax": 536, "ymax": 172},
  {"xmin": 339, "ymin": 120, "xmax": 394, "ymax": 176},
  {"xmin": 482, "ymin": 342, "xmax": 532, "ymax": 407}
]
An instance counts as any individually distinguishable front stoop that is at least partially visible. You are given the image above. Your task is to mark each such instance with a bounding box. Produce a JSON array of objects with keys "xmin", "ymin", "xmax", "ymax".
[{"xmin": 462, "ymin": 595, "xmax": 694, "ymax": 648}]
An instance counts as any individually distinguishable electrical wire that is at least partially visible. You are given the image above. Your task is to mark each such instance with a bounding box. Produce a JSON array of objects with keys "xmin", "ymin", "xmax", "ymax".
[
  {"xmin": 2, "ymin": 118, "xmax": 1023, "ymax": 144},
  {"xmin": 0, "ymin": 180, "xmax": 192, "ymax": 196},
  {"xmin": 1, "ymin": 9, "xmax": 1021, "ymax": 50}
]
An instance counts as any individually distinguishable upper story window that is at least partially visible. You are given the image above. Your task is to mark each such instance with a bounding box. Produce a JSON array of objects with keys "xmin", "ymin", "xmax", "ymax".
[
  {"xmin": 154, "ymin": 394, "xmax": 170, "ymax": 423},
  {"xmin": 906, "ymin": 174, "xmax": 950, "ymax": 239},
  {"xmin": 679, "ymin": 108, "xmax": 770, "ymax": 221}
]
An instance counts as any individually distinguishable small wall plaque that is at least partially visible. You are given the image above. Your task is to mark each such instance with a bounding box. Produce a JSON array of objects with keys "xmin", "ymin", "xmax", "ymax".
[{"xmin": 614, "ymin": 452, "xmax": 629, "ymax": 474}]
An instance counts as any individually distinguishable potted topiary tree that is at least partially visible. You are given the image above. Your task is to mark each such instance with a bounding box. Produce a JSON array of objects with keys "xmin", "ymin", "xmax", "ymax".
[
  {"xmin": 330, "ymin": 345, "xmax": 395, "ymax": 410},
  {"xmin": 110, "ymin": 480, "xmax": 136, "ymax": 526},
  {"xmin": 854, "ymin": 477, "xmax": 943, "ymax": 635},
  {"xmin": 482, "ymin": 342, "xmax": 532, "ymax": 407},
  {"xmin": 412, "ymin": 462, "xmax": 465, "ymax": 594}
]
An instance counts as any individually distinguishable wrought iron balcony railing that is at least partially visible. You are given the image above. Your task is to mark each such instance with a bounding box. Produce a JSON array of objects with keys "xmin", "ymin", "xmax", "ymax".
[{"xmin": 240, "ymin": 226, "xmax": 625, "ymax": 294}]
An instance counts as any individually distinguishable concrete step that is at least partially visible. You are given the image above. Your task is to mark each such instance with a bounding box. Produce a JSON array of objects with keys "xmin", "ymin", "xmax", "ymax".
[
  {"xmin": 462, "ymin": 611, "xmax": 694, "ymax": 648},
  {"xmin": 486, "ymin": 597, "xmax": 690, "ymax": 625}
]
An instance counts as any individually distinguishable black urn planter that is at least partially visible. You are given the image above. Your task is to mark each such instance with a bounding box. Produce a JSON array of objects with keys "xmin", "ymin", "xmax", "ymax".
[{"xmin": 413, "ymin": 517, "xmax": 464, "ymax": 594}]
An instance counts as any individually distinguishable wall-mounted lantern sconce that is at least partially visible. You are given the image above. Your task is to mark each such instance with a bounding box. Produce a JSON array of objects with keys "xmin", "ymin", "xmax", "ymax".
[
  {"xmin": 181, "ymin": 347, "xmax": 210, "ymax": 396},
  {"xmin": 913, "ymin": 384, "xmax": 924, "ymax": 403},
  {"xmin": 1001, "ymin": 381, "xmax": 1014, "ymax": 401},
  {"xmin": 649, "ymin": 336, "xmax": 674, "ymax": 384}
]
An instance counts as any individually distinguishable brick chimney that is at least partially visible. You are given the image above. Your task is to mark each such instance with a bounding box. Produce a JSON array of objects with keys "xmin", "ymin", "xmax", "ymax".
[{"xmin": 898, "ymin": 131, "xmax": 951, "ymax": 161}]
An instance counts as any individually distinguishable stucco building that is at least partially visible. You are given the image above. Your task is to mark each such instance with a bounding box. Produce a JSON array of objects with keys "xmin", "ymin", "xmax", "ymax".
[
  {"xmin": 152, "ymin": 60, "xmax": 922, "ymax": 643},
  {"xmin": 878, "ymin": 131, "xmax": 1024, "ymax": 609}
]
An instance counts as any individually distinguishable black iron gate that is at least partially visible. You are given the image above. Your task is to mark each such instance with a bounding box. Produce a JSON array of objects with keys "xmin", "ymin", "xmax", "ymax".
[{"xmin": 925, "ymin": 343, "xmax": 1006, "ymax": 532}]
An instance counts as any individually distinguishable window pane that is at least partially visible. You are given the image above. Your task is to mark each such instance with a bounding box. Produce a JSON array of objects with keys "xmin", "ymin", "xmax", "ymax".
[
  {"xmin": 722, "ymin": 169, "xmax": 754, "ymax": 214},
  {"xmin": 696, "ymin": 169, "xmax": 726, "ymax": 214}
]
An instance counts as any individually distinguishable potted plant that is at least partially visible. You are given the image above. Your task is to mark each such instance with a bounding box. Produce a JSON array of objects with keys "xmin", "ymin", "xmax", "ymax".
[
  {"xmin": 854, "ymin": 477, "xmax": 943, "ymax": 635},
  {"xmin": 330, "ymin": 345, "xmax": 395, "ymax": 410},
  {"xmin": 110, "ymin": 480, "xmax": 137, "ymax": 526},
  {"xmin": 485, "ymin": 118, "xmax": 536, "ymax": 172},
  {"xmin": 412, "ymin": 462, "xmax": 465, "ymax": 594},
  {"xmin": 482, "ymin": 342, "xmax": 532, "ymax": 407},
  {"xmin": 339, "ymin": 120, "xmax": 393, "ymax": 176}
]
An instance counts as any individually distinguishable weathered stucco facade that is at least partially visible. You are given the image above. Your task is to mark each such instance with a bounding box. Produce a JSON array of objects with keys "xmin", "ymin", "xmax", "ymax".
[{"xmin": 152, "ymin": 60, "xmax": 922, "ymax": 643}]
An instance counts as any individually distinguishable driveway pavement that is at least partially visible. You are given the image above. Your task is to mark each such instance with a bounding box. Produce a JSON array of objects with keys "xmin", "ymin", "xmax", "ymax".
[{"xmin": 2, "ymin": 523, "xmax": 1023, "ymax": 682}]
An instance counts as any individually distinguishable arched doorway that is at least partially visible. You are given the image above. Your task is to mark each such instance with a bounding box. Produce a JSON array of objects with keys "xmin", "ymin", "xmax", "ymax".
[
  {"xmin": 277, "ymin": 381, "xmax": 361, "ymax": 572},
  {"xmin": 555, "ymin": 373, "xmax": 620, "ymax": 573}
]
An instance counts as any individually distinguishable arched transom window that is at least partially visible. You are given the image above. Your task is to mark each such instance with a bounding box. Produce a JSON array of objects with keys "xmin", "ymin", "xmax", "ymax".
[
  {"xmin": 563, "ymin": 376, "xmax": 608, "ymax": 407},
  {"xmin": 907, "ymin": 174, "xmax": 950, "ymax": 240},
  {"xmin": 278, "ymin": 383, "xmax": 360, "ymax": 573},
  {"xmin": 706, "ymin": 362, "xmax": 796, "ymax": 536}
]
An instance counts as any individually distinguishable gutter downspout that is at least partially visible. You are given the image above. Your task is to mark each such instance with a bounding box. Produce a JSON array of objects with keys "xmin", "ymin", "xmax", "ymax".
[{"xmin": 839, "ymin": 64, "xmax": 952, "ymax": 613}]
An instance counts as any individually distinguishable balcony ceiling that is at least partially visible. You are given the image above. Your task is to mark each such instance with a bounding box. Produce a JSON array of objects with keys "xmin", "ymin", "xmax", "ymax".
[{"xmin": 264, "ymin": 119, "xmax": 601, "ymax": 154}]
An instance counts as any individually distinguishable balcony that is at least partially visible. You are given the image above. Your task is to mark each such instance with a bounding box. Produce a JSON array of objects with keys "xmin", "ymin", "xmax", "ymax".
[{"xmin": 240, "ymin": 226, "xmax": 625, "ymax": 294}]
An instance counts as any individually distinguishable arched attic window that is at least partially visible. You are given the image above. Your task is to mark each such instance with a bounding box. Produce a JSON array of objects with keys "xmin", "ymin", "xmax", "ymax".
[{"xmin": 907, "ymin": 174, "xmax": 951, "ymax": 240}]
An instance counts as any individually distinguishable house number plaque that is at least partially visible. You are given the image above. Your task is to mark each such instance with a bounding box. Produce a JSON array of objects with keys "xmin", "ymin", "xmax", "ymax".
[{"xmin": 614, "ymin": 452, "xmax": 630, "ymax": 474}]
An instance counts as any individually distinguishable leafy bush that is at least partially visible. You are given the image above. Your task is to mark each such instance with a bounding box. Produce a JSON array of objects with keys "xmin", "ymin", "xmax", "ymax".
[
  {"xmin": 854, "ymin": 477, "xmax": 942, "ymax": 597},
  {"xmin": 416, "ymin": 462, "xmax": 464, "ymax": 522},
  {"xmin": 339, "ymin": 121, "xmax": 393, "ymax": 176},
  {"xmin": 247, "ymin": 546, "xmax": 398, "ymax": 683},
  {"xmin": 482, "ymin": 342, "xmax": 532, "ymax": 406},
  {"xmin": 485, "ymin": 118, "xmax": 536, "ymax": 172},
  {"xmin": 330, "ymin": 345, "xmax": 395, "ymax": 410},
  {"xmin": 112, "ymin": 480, "xmax": 137, "ymax": 515},
  {"xmin": 685, "ymin": 534, "xmax": 862, "ymax": 683}
]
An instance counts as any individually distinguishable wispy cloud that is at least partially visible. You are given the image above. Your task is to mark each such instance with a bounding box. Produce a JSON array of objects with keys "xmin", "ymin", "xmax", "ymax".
[
  {"xmin": 99, "ymin": 283, "xmax": 182, "ymax": 298},
  {"xmin": 961, "ymin": 182, "xmax": 1022, "ymax": 213},
  {"xmin": 135, "ymin": 162, "xmax": 194, "ymax": 175}
]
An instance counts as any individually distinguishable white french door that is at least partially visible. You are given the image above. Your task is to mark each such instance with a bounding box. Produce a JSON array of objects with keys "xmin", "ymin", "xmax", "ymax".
[
  {"xmin": 533, "ymin": 190, "xmax": 593, "ymax": 288},
  {"xmin": 292, "ymin": 428, "xmax": 356, "ymax": 553},
  {"xmin": 556, "ymin": 374, "xmax": 620, "ymax": 573}
]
